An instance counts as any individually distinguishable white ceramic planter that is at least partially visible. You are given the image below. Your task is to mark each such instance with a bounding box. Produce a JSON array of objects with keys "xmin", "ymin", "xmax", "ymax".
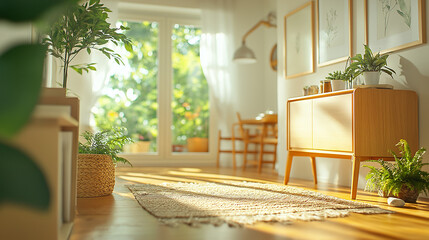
[
  {"xmin": 330, "ymin": 80, "xmax": 345, "ymax": 91},
  {"xmin": 363, "ymin": 71, "xmax": 380, "ymax": 85}
]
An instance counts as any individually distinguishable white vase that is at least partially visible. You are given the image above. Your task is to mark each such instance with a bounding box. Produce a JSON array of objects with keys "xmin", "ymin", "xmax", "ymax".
[
  {"xmin": 363, "ymin": 71, "xmax": 380, "ymax": 85},
  {"xmin": 330, "ymin": 80, "xmax": 345, "ymax": 91}
]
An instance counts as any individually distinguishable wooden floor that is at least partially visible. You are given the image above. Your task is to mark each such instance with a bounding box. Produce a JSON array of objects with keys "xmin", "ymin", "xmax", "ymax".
[{"xmin": 71, "ymin": 167, "xmax": 429, "ymax": 240}]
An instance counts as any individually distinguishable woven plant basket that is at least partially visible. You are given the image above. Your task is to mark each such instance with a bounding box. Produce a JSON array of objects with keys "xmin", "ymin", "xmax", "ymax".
[
  {"xmin": 397, "ymin": 185, "xmax": 420, "ymax": 203},
  {"xmin": 77, "ymin": 154, "xmax": 115, "ymax": 198}
]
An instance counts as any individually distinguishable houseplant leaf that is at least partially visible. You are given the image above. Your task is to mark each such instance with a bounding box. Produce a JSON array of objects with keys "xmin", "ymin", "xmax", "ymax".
[
  {"xmin": 0, "ymin": 44, "xmax": 46, "ymax": 138},
  {"xmin": 0, "ymin": 0, "xmax": 75, "ymax": 22},
  {"xmin": 0, "ymin": 143, "xmax": 50, "ymax": 209}
]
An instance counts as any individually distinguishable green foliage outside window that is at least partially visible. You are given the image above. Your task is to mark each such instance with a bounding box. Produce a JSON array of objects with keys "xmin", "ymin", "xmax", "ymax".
[
  {"xmin": 171, "ymin": 24, "xmax": 209, "ymax": 144},
  {"xmin": 92, "ymin": 21, "xmax": 209, "ymax": 150}
]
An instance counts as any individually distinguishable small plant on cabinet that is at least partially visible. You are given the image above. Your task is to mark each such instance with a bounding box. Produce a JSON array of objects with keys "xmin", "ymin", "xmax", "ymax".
[
  {"xmin": 326, "ymin": 70, "xmax": 351, "ymax": 91},
  {"xmin": 347, "ymin": 45, "xmax": 395, "ymax": 85}
]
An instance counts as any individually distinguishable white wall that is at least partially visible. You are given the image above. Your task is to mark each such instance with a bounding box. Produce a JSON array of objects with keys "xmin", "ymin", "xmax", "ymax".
[
  {"xmin": 264, "ymin": 2, "xmax": 278, "ymax": 112},
  {"xmin": 217, "ymin": 0, "xmax": 277, "ymax": 167},
  {"xmin": 232, "ymin": 0, "xmax": 277, "ymax": 119},
  {"xmin": 276, "ymin": 0, "xmax": 429, "ymax": 190}
]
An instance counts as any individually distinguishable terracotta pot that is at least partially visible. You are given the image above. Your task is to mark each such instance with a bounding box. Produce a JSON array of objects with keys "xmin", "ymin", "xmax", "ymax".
[
  {"xmin": 187, "ymin": 137, "xmax": 208, "ymax": 152},
  {"xmin": 397, "ymin": 185, "xmax": 419, "ymax": 203}
]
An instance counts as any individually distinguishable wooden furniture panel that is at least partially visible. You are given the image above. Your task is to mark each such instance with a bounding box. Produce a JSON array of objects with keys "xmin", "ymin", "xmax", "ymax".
[
  {"xmin": 0, "ymin": 111, "xmax": 78, "ymax": 240},
  {"xmin": 285, "ymin": 89, "xmax": 419, "ymax": 200},
  {"xmin": 39, "ymin": 89, "xmax": 80, "ymax": 224},
  {"xmin": 313, "ymin": 94, "xmax": 352, "ymax": 152},
  {"xmin": 354, "ymin": 89, "xmax": 419, "ymax": 156},
  {"xmin": 288, "ymin": 99, "xmax": 313, "ymax": 149}
]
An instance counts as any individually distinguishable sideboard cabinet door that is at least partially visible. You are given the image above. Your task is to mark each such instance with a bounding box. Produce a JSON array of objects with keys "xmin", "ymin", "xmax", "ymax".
[
  {"xmin": 313, "ymin": 93, "xmax": 353, "ymax": 152},
  {"xmin": 289, "ymin": 99, "xmax": 313, "ymax": 149},
  {"xmin": 354, "ymin": 89, "xmax": 419, "ymax": 156}
]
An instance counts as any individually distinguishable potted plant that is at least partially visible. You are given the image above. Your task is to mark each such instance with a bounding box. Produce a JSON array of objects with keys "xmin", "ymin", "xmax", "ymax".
[
  {"xmin": 42, "ymin": 0, "xmax": 132, "ymax": 89},
  {"xmin": 325, "ymin": 70, "xmax": 351, "ymax": 91},
  {"xmin": 364, "ymin": 139, "xmax": 429, "ymax": 203},
  {"xmin": 127, "ymin": 132, "xmax": 152, "ymax": 153},
  {"xmin": 347, "ymin": 44, "xmax": 395, "ymax": 85},
  {"xmin": 302, "ymin": 86, "xmax": 309, "ymax": 96},
  {"xmin": 78, "ymin": 128, "xmax": 133, "ymax": 197},
  {"xmin": 185, "ymin": 109, "xmax": 209, "ymax": 152}
]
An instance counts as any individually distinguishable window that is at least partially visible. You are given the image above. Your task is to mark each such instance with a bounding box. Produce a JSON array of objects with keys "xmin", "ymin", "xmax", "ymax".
[
  {"xmin": 92, "ymin": 10, "xmax": 213, "ymax": 163},
  {"xmin": 171, "ymin": 24, "xmax": 209, "ymax": 153}
]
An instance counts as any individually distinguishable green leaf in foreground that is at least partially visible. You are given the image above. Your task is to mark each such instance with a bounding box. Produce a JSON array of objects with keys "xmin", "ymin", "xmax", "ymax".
[
  {"xmin": 0, "ymin": 0, "xmax": 75, "ymax": 22},
  {"xmin": 0, "ymin": 44, "xmax": 46, "ymax": 138},
  {"xmin": 0, "ymin": 143, "xmax": 50, "ymax": 209}
]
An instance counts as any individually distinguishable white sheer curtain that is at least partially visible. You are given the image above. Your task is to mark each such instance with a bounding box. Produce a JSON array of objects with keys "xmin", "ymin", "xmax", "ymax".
[{"xmin": 200, "ymin": 0, "xmax": 237, "ymax": 133}]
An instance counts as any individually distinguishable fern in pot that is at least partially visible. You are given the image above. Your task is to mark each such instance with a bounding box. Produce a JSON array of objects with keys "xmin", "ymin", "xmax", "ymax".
[
  {"xmin": 347, "ymin": 45, "xmax": 395, "ymax": 85},
  {"xmin": 364, "ymin": 139, "xmax": 429, "ymax": 203},
  {"xmin": 78, "ymin": 128, "xmax": 132, "ymax": 198}
]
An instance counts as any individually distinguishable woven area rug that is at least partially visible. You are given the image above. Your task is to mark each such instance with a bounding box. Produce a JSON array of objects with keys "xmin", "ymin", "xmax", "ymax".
[{"xmin": 127, "ymin": 181, "xmax": 392, "ymax": 226}]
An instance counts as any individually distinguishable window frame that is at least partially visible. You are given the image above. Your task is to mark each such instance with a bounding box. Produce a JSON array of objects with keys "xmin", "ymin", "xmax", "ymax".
[{"xmin": 116, "ymin": 8, "xmax": 216, "ymax": 165}]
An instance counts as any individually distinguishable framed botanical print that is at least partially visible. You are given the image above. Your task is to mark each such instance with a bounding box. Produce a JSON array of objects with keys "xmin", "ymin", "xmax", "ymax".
[
  {"xmin": 365, "ymin": 0, "xmax": 426, "ymax": 54},
  {"xmin": 284, "ymin": 1, "xmax": 315, "ymax": 79},
  {"xmin": 317, "ymin": 0, "xmax": 353, "ymax": 66}
]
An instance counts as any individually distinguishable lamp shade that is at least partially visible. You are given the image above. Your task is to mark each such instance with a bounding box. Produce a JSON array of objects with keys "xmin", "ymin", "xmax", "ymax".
[{"xmin": 233, "ymin": 43, "xmax": 257, "ymax": 63}]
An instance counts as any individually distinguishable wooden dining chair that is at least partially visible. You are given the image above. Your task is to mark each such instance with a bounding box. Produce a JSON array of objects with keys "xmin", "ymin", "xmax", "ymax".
[
  {"xmin": 236, "ymin": 112, "xmax": 278, "ymax": 172},
  {"xmin": 217, "ymin": 128, "xmax": 241, "ymax": 169},
  {"xmin": 216, "ymin": 123, "xmax": 258, "ymax": 169}
]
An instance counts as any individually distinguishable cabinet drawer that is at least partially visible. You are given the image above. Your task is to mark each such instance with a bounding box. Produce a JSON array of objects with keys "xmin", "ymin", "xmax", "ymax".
[
  {"xmin": 289, "ymin": 99, "xmax": 312, "ymax": 149},
  {"xmin": 313, "ymin": 94, "xmax": 352, "ymax": 151}
]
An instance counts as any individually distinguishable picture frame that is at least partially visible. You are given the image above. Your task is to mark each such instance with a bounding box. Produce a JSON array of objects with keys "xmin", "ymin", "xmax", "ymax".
[
  {"xmin": 365, "ymin": 0, "xmax": 426, "ymax": 54},
  {"xmin": 284, "ymin": 1, "xmax": 315, "ymax": 79},
  {"xmin": 317, "ymin": 0, "xmax": 353, "ymax": 67}
]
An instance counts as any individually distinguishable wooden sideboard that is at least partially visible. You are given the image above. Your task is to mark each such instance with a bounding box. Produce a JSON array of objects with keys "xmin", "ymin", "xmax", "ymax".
[{"xmin": 284, "ymin": 88, "xmax": 419, "ymax": 199}]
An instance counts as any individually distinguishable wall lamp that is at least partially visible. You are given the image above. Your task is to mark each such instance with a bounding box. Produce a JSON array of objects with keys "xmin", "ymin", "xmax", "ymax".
[{"xmin": 233, "ymin": 12, "xmax": 277, "ymax": 64}]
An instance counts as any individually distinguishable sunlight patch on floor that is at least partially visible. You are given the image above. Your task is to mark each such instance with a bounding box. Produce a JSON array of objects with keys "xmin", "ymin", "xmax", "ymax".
[
  {"xmin": 120, "ymin": 172, "xmax": 195, "ymax": 182},
  {"xmin": 167, "ymin": 170, "xmax": 274, "ymax": 183},
  {"xmin": 178, "ymin": 168, "xmax": 203, "ymax": 173},
  {"xmin": 113, "ymin": 191, "xmax": 135, "ymax": 199},
  {"xmin": 119, "ymin": 175, "xmax": 205, "ymax": 184}
]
